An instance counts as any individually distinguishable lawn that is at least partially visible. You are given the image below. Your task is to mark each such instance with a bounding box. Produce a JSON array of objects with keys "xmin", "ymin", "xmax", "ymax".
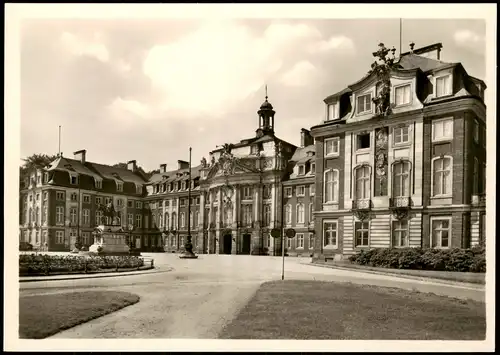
[
  {"xmin": 19, "ymin": 291, "xmax": 140, "ymax": 339},
  {"xmin": 219, "ymin": 280, "xmax": 486, "ymax": 340}
]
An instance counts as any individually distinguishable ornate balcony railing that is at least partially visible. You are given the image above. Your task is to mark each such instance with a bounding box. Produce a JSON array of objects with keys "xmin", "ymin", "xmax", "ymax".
[
  {"xmin": 351, "ymin": 199, "xmax": 372, "ymax": 221},
  {"xmin": 389, "ymin": 196, "xmax": 412, "ymax": 220}
]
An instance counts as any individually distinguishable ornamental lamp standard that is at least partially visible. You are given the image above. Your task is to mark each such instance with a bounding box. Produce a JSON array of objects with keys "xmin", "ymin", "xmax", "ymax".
[{"xmin": 180, "ymin": 147, "xmax": 198, "ymax": 259}]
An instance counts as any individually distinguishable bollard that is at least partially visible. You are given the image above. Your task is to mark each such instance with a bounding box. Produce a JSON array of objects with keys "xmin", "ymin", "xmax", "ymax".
[{"xmin": 151, "ymin": 259, "xmax": 154, "ymax": 268}]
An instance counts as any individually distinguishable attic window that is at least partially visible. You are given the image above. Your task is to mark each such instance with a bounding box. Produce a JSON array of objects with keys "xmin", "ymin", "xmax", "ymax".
[
  {"xmin": 136, "ymin": 184, "xmax": 142, "ymax": 194},
  {"xmin": 436, "ymin": 74, "xmax": 452, "ymax": 97},
  {"xmin": 251, "ymin": 145, "xmax": 259, "ymax": 154},
  {"xmin": 95, "ymin": 179, "xmax": 102, "ymax": 189},
  {"xmin": 116, "ymin": 182, "xmax": 123, "ymax": 192},
  {"xmin": 298, "ymin": 165, "xmax": 305, "ymax": 175},
  {"xmin": 357, "ymin": 93, "xmax": 372, "ymax": 114},
  {"xmin": 326, "ymin": 102, "xmax": 338, "ymax": 121},
  {"xmin": 69, "ymin": 174, "xmax": 79, "ymax": 185},
  {"xmin": 311, "ymin": 163, "xmax": 316, "ymax": 174}
]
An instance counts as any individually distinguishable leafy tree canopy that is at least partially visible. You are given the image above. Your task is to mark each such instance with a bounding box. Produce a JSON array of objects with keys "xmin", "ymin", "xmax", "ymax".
[{"xmin": 21, "ymin": 153, "xmax": 58, "ymax": 173}]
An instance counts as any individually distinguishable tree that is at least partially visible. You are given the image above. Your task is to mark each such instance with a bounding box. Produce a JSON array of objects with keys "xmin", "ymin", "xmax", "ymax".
[
  {"xmin": 369, "ymin": 43, "xmax": 398, "ymax": 118},
  {"xmin": 21, "ymin": 153, "xmax": 58, "ymax": 173}
]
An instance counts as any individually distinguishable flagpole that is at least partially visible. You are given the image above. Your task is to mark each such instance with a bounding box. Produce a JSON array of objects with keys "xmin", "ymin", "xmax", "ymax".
[
  {"xmin": 58, "ymin": 125, "xmax": 61, "ymax": 156},
  {"xmin": 180, "ymin": 146, "xmax": 198, "ymax": 259}
]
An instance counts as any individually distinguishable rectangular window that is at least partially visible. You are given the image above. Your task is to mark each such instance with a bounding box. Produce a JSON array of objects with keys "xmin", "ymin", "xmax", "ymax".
[
  {"xmin": 392, "ymin": 220, "xmax": 408, "ymax": 247},
  {"xmin": 180, "ymin": 199, "xmax": 186, "ymax": 207},
  {"xmin": 117, "ymin": 182, "xmax": 123, "ymax": 192},
  {"xmin": 243, "ymin": 186, "xmax": 253, "ymax": 200},
  {"xmin": 432, "ymin": 157, "xmax": 452, "ymax": 197},
  {"xmin": 287, "ymin": 237, "xmax": 292, "ymax": 249},
  {"xmin": 82, "ymin": 232, "xmax": 90, "ymax": 246},
  {"xmin": 264, "ymin": 204, "xmax": 272, "ymax": 227},
  {"xmin": 95, "ymin": 179, "xmax": 102, "ymax": 189},
  {"xmin": 473, "ymin": 158, "xmax": 479, "ymax": 194},
  {"xmin": 242, "ymin": 204, "xmax": 253, "ymax": 226},
  {"xmin": 135, "ymin": 214, "xmax": 142, "ymax": 228},
  {"xmin": 56, "ymin": 231, "xmax": 64, "ymax": 244},
  {"xmin": 310, "ymin": 184, "xmax": 315, "ymax": 196},
  {"xmin": 83, "ymin": 195, "xmax": 90, "ymax": 203},
  {"xmin": 128, "ymin": 200, "xmax": 133, "ymax": 208},
  {"xmin": 436, "ymin": 74, "xmax": 452, "ymax": 97},
  {"xmin": 70, "ymin": 175, "xmax": 78, "ymax": 185},
  {"xmin": 473, "ymin": 119, "xmax": 479, "ymax": 144},
  {"xmin": 357, "ymin": 93, "xmax": 372, "ymax": 114},
  {"xmin": 297, "ymin": 233, "xmax": 304, "ymax": 248},
  {"xmin": 323, "ymin": 221, "xmax": 338, "ymax": 248},
  {"xmin": 285, "ymin": 205, "xmax": 292, "ymax": 225},
  {"xmin": 117, "ymin": 199, "xmax": 123, "ymax": 207},
  {"xmin": 95, "ymin": 197, "xmax": 102, "ymax": 205},
  {"xmin": 104, "ymin": 197, "xmax": 111, "ymax": 205},
  {"xmin": 43, "ymin": 173, "xmax": 49, "ymax": 183},
  {"xmin": 43, "ymin": 192, "xmax": 48, "ymax": 201},
  {"xmin": 355, "ymin": 221, "xmax": 369, "ymax": 247},
  {"xmin": 37, "ymin": 175, "xmax": 41, "ymax": 184},
  {"xmin": 263, "ymin": 185, "xmax": 272, "ymax": 200},
  {"xmin": 311, "ymin": 163, "xmax": 316, "ymax": 174},
  {"xmin": 36, "ymin": 193, "xmax": 40, "ymax": 201},
  {"xmin": 327, "ymin": 102, "xmax": 338, "ymax": 121},
  {"xmin": 285, "ymin": 187, "xmax": 292, "ymax": 197},
  {"xmin": 395, "ymin": 84, "xmax": 411, "ymax": 106},
  {"xmin": 70, "ymin": 208, "xmax": 77, "ymax": 224},
  {"xmin": 180, "ymin": 212, "xmax": 186, "ymax": 228},
  {"xmin": 324, "ymin": 169, "xmax": 339, "ymax": 203},
  {"xmin": 95, "ymin": 210, "xmax": 102, "ymax": 225},
  {"xmin": 70, "ymin": 193, "xmax": 78, "ymax": 201},
  {"xmin": 136, "ymin": 185, "xmax": 142, "ymax": 194},
  {"xmin": 309, "ymin": 203, "xmax": 314, "ymax": 223},
  {"xmin": 356, "ymin": 133, "xmax": 371, "ymax": 150},
  {"xmin": 165, "ymin": 200, "xmax": 170, "ymax": 207},
  {"xmin": 297, "ymin": 186, "xmax": 305, "ymax": 196},
  {"xmin": 136, "ymin": 201, "xmax": 143, "ymax": 209},
  {"xmin": 56, "ymin": 191, "xmax": 65, "ymax": 201},
  {"xmin": 309, "ymin": 233, "xmax": 314, "ymax": 250},
  {"xmin": 393, "ymin": 126, "xmax": 410, "ymax": 145},
  {"xmin": 355, "ymin": 166, "xmax": 371, "ymax": 200},
  {"xmin": 325, "ymin": 137, "xmax": 340, "ymax": 157},
  {"xmin": 83, "ymin": 209, "xmax": 90, "ymax": 225},
  {"xmin": 128, "ymin": 213, "xmax": 133, "ymax": 226},
  {"xmin": 431, "ymin": 217, "xmax": 451, "ymax": 248},
  {"xmin": 56, "ymin": 206, "xmax": 64, "ymax": 224},
  {"xmin": 393, "ymin": 161, "xmax": 410, "ymax": 197},
  {"xmin": 298, "ymin": 165, "xmax": 305, "ymax": 175},
  {"xmin": 432, "ymin": 118, "xmax": 454, "ymax": 142}
]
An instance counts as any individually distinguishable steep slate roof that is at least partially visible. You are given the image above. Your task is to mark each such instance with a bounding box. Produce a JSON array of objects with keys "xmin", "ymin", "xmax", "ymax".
[
  {"xmin": 290, "ymin": 144, "xmax": 316, "ymax": 163},
  {"xmin": 397, "ymin": 53, "xmax": 454, "ymax": 73},
  {"xmin": 46, "ymin": 156, "xmax": 148, "ymax": 184},
  {"xmin": 147, "ymin": 165, "xmax": 201, "ymax": 185}
]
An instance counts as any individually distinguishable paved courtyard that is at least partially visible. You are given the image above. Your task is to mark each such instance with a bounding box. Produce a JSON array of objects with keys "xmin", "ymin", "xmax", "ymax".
[{"xmin": 19, "ymin": 254, "xmax": 485, "ymax": 339}]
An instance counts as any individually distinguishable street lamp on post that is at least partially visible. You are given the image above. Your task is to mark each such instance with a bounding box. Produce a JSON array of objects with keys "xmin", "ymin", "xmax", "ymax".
[{"xmin": 180, "ymin": 147, "xmax": 198, "ymax": 259}]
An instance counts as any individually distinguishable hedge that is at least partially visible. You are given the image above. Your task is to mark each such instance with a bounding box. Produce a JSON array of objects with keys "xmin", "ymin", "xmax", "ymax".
[
  {"xmin": 19, "ymin": 254, "xmax": 145, "ymax": 276},
  {"xmin": 348, "ymin": 246, "xmax": 486, "ymax": 273}
]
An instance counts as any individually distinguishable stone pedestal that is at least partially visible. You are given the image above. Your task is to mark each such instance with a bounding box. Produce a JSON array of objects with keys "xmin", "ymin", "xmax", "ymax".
[{"xmin": 89, "ymin": 224, "xmax": 131, "ymax": 255}]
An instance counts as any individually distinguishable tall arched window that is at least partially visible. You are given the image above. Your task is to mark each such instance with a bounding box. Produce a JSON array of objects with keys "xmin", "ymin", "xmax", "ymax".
[
  {"xmin": 180, "ymin": 212, "xmax": 186, "ymax": 228},
  {"xmin": 393, "ymin": 161, "xmax": 411, "ymax": 197},
  {"xmin": 190, "ymin": 211, "xmax": 194, "ymax": 228},
  {"xmin": 158, "ymin": 213, "xmax": 163, "ymax": 228},
  {"xmin": 324, "ymin": 169, "xmax": 339, "ymax": 203},
  {"xmin": 264, "ymin": 204, "xmax": 272, "ymax": 227},
  {"xmin": 171, "ymin": 212, "xmax": 177, "ymax": 229},
  {"xmin": 432, "ymin": 156, "xmax": 453, "ymax": 197},
  {"xmin": 164, "ymin": 212, "xmax": 170, "ymax": 230},
  {"xmin": 29, "ymin": 208, "xmax": 33, "ymax": 223},
  {"xmin": 296, "ymin": 203, "xmax": 305, "ymax": 224},
  {"xmin": 152, "ymin": 214, "xmax": 157, "ymax": 228},
  {"xmin": 355, "ymin": 166, "xmax": 371, "ymax": 199},
  {"xmin": 35, "ymin": 207, "xmax": 40, "ymax": 224}
]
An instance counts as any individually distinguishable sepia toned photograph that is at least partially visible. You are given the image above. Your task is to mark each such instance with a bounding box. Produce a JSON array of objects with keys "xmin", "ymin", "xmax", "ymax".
[{"xmin": 5, "ymin": 3, "xmax": 495, "ymax": 352}]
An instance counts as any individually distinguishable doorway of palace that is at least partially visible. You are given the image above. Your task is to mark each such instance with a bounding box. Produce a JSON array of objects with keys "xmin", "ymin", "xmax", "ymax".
[
  {"xmin": 242, "ymin": 234, "xmax": 251, "ymax": 255},
  {"xmin": 223, "ymin": 233, "xmax": 232, "ymax": 254}
]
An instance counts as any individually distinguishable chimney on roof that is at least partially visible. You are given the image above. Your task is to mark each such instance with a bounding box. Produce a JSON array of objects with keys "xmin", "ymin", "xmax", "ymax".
[
  {"xmin": 127, "ymin": 160, "xmax": 137, "ymax": 172},
  {"xmin": 73, "ymin": 149, "xmax": 86, "ymax": 164},
  {"xmin": 403, "ymin": 42, "xmax": 443, "ymax": 60},
  {"xmin": 300, "ymin": 129, "xmax": 314, "ymax": 148},
  {"xmin": 177, "ymin": 160, "xmax": 189, "ymax": 170},
  {"xmin": 160, "ymin": 164, "xmax": 167, "ymax": 173},
  {"xmin": 409, "ymin": 42, "xmax": 415, "ymax": 53}
]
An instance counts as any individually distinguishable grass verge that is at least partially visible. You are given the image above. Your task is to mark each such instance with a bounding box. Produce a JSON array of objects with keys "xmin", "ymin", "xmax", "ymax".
[
  {"xmin": 219, "ymin": 280, "xmax": 485, "ymax": 340},
  {"xmin": 312, "ymin": 261, "xmax": 486, "ymax": 284},
  {"xmin": 19, "ymin": 291, "xmax": 140, "ymax": 339}
]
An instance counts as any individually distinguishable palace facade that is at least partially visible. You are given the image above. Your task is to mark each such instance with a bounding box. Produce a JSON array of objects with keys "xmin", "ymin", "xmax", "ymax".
[{"xmin": 19, "ymin": 42, "xmax": 487, "ymax": 257}]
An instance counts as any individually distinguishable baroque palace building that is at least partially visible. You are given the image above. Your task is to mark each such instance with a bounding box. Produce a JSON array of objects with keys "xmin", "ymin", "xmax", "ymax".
[
  {"xmin": 19, "ymin": 42, "xmax": 487, "ymax": 257},
  {"xmin": 310, "ymin": 42, "xmax": 487, "ymax": 261}
]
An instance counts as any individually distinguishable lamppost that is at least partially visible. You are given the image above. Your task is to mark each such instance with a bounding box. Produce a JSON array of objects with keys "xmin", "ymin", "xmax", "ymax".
[{"xmin": 180, "ymin": 147, "xmax": 198, "ymax": 259}]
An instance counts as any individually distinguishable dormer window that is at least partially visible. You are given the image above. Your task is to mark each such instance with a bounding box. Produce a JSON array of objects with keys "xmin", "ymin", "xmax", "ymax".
[
  {"xmin": 436, "ymin": 74, "xmax": 452, "ymax": 97},
  {"xmin": 326, "ymin": 102, "xmax": 338, "ymax": 121},
  {"xmin": 69, "ymin": 174, "xmax": 79, "ymax": 185},
  {"xmin": 394, "ymin": 84, "xmax": 411, "ymax": 106},
  {"xmin": 181, "ymin": 181, "xmax": 186, "ymax": 190},
  {"xmin": 357, "ymin": 93, "xmax": 372, "ymax": 115},
  {"xmin": 95, "ymin": 179, "xmax": 102, "ymax": 189},
  {"xmin": 251, "ymin": 145, "xmax": 259, "ymax": 155},
  {"xmin": 311, "ymin": 163, "xmax": 316, "ymax": 174},
  {"xmin": 117, "ymin": 182, "xmax": 123, "ymax": 192},
  {"xmin": 298, "ymin": 165, "xmax": 305, "ymax": 175},
  {"xmin": 43, "ymin": 173, "xmax": 49, "ymax": 184},
  {"xmin": 136, "ymin": 185, "xmax": 142, "ymax": 194}
]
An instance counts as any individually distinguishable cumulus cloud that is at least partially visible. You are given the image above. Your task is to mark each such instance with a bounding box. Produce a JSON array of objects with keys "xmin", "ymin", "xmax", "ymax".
[
  {"xmin": 60, "ymin": 32, "xmax": 110, "ymax": 62},
  {"xmin": 453, "ymin": 29, "xmax": 485, "ymax": 52},
  {"xmin": 142, "ymin": 21, "xmax": 354, "ymax": 116},
  {"xmin": 107, "ymin": 97, "xmax": 151, "ymax": 119},
  {"xmin": 280, "ymin": 61, "xmax": 317, "ymax": 87},
  {"xmin": 309, "ymin": 35, "xmax": 355, "ymax": 53}
]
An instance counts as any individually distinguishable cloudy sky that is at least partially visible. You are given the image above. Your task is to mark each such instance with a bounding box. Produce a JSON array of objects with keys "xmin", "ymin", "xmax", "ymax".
[{"xmin": 19, "ymin": 13, "xmax": 487, "ymax": 172}]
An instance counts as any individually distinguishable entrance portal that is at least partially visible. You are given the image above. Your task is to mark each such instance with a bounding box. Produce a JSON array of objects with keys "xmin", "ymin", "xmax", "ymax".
[
  {"xmin": 242, "ymin": 234, "xmax": 251, "ymax": 255},
  {"xmin": 223, "ymin": 233, "xmax": 232, "ymax": 254}
]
